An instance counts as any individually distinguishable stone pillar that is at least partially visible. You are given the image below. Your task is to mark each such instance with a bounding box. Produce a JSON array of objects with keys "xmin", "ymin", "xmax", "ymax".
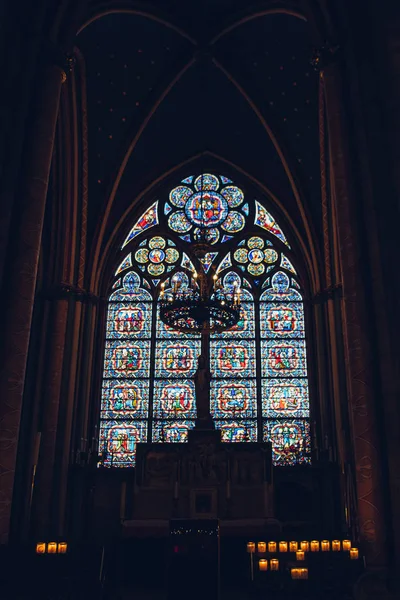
[
  {"xmin": 323, "ymin": 64, "xmax": 387, "ymax": 565},
  {"xmin": 0, "ymin": 61, "xmax": 65, "ymax": 544}
]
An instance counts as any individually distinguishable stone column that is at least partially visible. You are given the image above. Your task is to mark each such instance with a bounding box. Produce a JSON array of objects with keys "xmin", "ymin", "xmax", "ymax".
[
  {"xmin": 0, "ymin": 61, "xmax": 66, "ymax": 544},
  {"xmin": 323, "ymin": 63, "xmax": 387, "ymax": 565}
]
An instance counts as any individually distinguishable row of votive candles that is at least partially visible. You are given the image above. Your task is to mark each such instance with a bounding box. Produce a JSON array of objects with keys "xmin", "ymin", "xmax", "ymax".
[
  {"xmin": 36, "ymin": 542, "xmax": 68, "ymax": 554},
  {"xmin": 247, "ymin": 540, "xmax": 359, "ymax": 558}
]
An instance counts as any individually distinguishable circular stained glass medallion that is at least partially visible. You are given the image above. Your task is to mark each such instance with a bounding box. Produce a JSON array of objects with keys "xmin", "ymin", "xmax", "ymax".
[
  {"xmin": 185, "ymin": 191, "xmax": 228, "ymax": 228},
  {"xmin": 264, "ymin": 249, "xmax": 278, "ymax": 263},
  {"xmin": 135, "ymin": 248, "xmax": 149, "ymax": 263},
  {"xmin": 194, "ymin": 173, "xmax": 219, "ymax": 191},
  {"xmin": 248, "ymin": 237, "xmax": 264, "ymax": 249},
  {"xmin": 168, "ymin": 211, "xmax": 192, "ymax": 233},
  {"xmin": 169, "ymin": 186, "xmax": 192, "ymax": 208},
  {"xmin": 149, "ymin": 249, "xmax": 165, "ymax": 264},
  {"xmin": 149, "ymin": 236, "xmax": 166, "ymax": 249},
  {"xmin": 248, "ymin": 249, "xmax": 264, "ymax": 264},
  {"xmin": 148, "ymin": 263, "xmax": 165, "ymax": 276},
  {"xmin": 221, "ymin": 186, "xmax": 244, "ymax": 207},
  {"xmin": 234, "ymin": 248, "xmax": 248, "ymax": 263},
  {"xmin": 248, "ymin": 263, "xmax": 265, "ymax": 276},
  {"xmin": 165, "ymin": 248, "xmax": 179, "ymax": 263},
  {"xmin": 221, "ymin": 211, "xmax": 245, "ymax": 233}
]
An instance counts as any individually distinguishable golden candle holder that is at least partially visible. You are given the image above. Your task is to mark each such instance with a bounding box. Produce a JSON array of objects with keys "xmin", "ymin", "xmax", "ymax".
[
  {"xmin": 47, "ymin": 542, "xmax": 57, "ymax": 554},
  {"xmin": 257, "ymin": 542, "xmax": 266, "ymax": 553},
  {"xmin": 300, "ymin": 541, "xmax": 309, "ymax": 552},
  {"xmin": 247, "ymin": 542, "xmax": 255, "ymax": 553},
  {"xmin": 259, "ymin": 559, "xmax": 268, "ymax": 571},
  {"xmin": 310, "ymin": 540, "xmax": 320, "ymax": 552},
  {"xmin": 279, "ymin": 541, "xmax": 288, "ymax": 553},
  {"xmin": 321, "ymin": 540, "xmax": 330, "ymax": 552},
  {"xmin": 350, "ymin": 548, "xmax": 359, "ymax": 560},
  {"xmin": 268, "ymin": 541, "xmax": 277, "ymax": 553},
  {"xmin": 332, "ymin": 540, "xmax": 341, "ymax": 552},
  {"xmin": 36, "ymin": 542, "xmax": 46, "ymax": 554},
  {"xmin": 342, "ymin": 540, "xmax": 351, "ymax": 552},
  {"xmin": 270, "ymin": 558, "xmax": 279, "ymax": 571},
  {"xmin": 289, "ymin": 541, "xmax": 298, "ymax": 552},
  {"xmin": 296, "ymin": 550, "xmax": 305, "ymax": 561}
]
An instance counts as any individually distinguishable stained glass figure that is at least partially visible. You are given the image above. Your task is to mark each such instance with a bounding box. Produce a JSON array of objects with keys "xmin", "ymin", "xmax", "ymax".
[
  {"xmin": 106, "ymin": 302, "xmax": 152, "ymax": 338},
  {"xmin": 169, "ymin": 186, "xmax": 193, "ymax": 208},
  {"xmin": 217, "ymin": 421, "xmax": 257, "ymax": 442},
  {"xmin": 194, "ymin": 173, "xmax": 220, "ymax": 191},
  {"xmin": 99, "ymin": 420, "xmax": 147, "ymax": 467},
  {"xmin": 115, "ymin": 254, "xmax": 132, "ymax": 275},
  {"xmin": 185, "ymin": 191, "xmax": 229, "ymax": 228},
  {"xmin": 210, "ymin": 340, "xmax": 256, "ymax": 378},
  {"xmin": 280, "ymin": 254, "xmax": 297, "ymax": 274},
  {"xmin": 254, "ymin": 201, "xmax": 289, "ymax": 247},
  {"xmin": 101, "ymin": 379, "xmax": 149, "ymax": 419},
  {"xmin": 260, "ymin": 302, "xmax": 305, "ymax": 338},
  {"xmin": 211, "ymin": 380, "xmax": 257, "ymax": 419},
  {"xmin": 262, "ymin": 379, "xmax": 309, "ymax": 418},
  {"xmin": 221, "ymin": 186, "xmax": 244, "ymax": 207},
  {"xmin": 200, "ymin": 252, "xmax": 218, "ymax": 274},
  {"xmin": 155, "ymin": 340, "xmax": 201, "ymax": 378},
  {"xmin": 264, "ymin": 420, "xmax": 311, "ymax": 465},
  {"xmin": 168, "ymin": 211, "xmax": 192, "ymax": 233},
  {"xmin": 261, "ymin": 339, "xmax": 307, "ymax": 378},
  {"xmin": 153, "ymin": 380, "xmax": 196, "ymax": 418},
  {"xmin": 153, "ymin": 421, "xmax": 194, "ymax": 443},
  {"xmin": 122, "ymin": 201, "xmax": 158, "ymax": 248},
  {"xmin": 221, "ymin": 211, "xmax": 245, "ymax": 233}
]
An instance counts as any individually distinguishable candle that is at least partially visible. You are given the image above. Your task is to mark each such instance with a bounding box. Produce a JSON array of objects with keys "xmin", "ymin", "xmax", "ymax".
[
  {"xmin": 270, "ymin": 558, "xmax": 279, "ymax": 571},
  {"xmin": 247, "ymin": 542, "xmax": 255, "ymax": 553},
  {"xmin": 342, "ymin": 540, "xmax": 351, "ymax": 551},
  {"xmin": 310, "ymin": 540, "xmax": 320, "ymax": 552},
  {"xmin": 58, "ymin": 542, "xmax": 67, "ymax": 554},
  {"xmin": 290, "ymin": 541, "xmax": 298, "ymax": 552},
  {"xmin": 321, "ymin": 540, "xmax": 330, "ymax": 552},
  {"xmin": 268, "ymin": 541, "xmax": 277, "ymax": 553},
  {"xmin": 279, "ymin": 541, "xmax": 288, "ymax": 553},
  {"xmin": 47, "ymin": 542, "xmax": 57, "ymax": 554},
  {"xmin": 300, "ymin": 541, "xmax": 309, "ymax": 552},
  {"xmin": 332, "ymin": 540, "xmax": 341, "ymax": 552},
  {"xmin": 350, "ymin": 547, "xmax": 359, "ymax": 560},
  {"xmin": 257, "ymin": 542, "xmax": 266, "ymax": 553},
  {"xmin": 296, "ymin": 550, "xmax": 305, "ymax": 561},
  {"xmin": 299, "ymin": 568, "xmax": 308, "ymax": 580},
  {"xmin": 259, "ymin": 559, "xmax": 268, "ymax": 571},
  {"xmin": 36, "ymin": 542, "xmax": 46, "ymax": 554},
  {"xmin": 291, "ymin": 568, "xmax": 300, "ymax": 580}
]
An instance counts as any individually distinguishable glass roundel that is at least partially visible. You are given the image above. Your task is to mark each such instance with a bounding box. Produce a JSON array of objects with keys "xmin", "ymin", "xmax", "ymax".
[
  {"xmin": 232, "ymin": 237, "xmax": 279, "ymax": 277},
  {"xmin": 167, "ymin": 173, "xmax": 246, "ymax": 244},
  {"xmin": 132, "ymin": 237, "xmax": 179, "ymax": 278}
]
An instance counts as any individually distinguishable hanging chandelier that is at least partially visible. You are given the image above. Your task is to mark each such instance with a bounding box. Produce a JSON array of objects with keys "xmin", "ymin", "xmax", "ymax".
[{"xmin": 159, "ymin": 182, "xmax": 242, "ymax": 334}]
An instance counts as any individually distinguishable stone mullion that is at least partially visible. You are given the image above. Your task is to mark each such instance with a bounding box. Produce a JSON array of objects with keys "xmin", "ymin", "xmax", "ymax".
[{"xmin": 323, "ymin": 64, "xmax": 386, "ymax": 565}]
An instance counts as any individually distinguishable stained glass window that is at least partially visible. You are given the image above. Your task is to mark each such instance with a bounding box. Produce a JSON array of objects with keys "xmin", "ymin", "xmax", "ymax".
[{"xmin": 100, "ymin": 173, "xmax": 311, "ymax": 467}]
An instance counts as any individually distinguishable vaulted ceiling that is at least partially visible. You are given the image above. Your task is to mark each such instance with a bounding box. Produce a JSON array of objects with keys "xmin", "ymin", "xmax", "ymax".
[{"xmin": 74, "ymin": 3, "xmax": 322, "ymax": 271}]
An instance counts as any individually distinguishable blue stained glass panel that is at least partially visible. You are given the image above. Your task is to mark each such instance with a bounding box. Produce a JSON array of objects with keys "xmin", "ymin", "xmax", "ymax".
[
  {"xmin": 112, "ymin": 278, "xmax": 121, "ymax": 290},
  {"xmin": 260, "ymin": 302, "xmax": 305, "ymax": 339},
  {"xmin": 99, "ymin": 420, "xmax": 147, "ymax": 467},
  {"xmin": 153, "ymin": 379, "xmax": 196, "ymax": 419},
  {"xmin": 104, "ymin": 340, "xmax": 151, "ymax": 378},
  {"xmin": 220, "ymin": 175, "xmax": 233, "ymax": 184},
  {"xmin": 101, "ymin": 379, "xmax": 149, "ymax": 419},
  {"xmin": 263, "ymin": 419, "xmax": 311, "ymax": 465},
  {"xmin": 109, "ymin": 272, "xmax": 152, "ymax": 302},
  {"xmin": 211, "ymin": 379, "xmax": 257, "ymax": 419},
  {"xmin": 261, "ymin": 339, "xmax": 307, "ymax": 378},
  {"xmin": 106, "ymin": 302, "xmax": 152, "ymax": 338},
  {"xmin": 155, "ymin": 340, "xmax": 201, "ymax": 378},
  {"xmin": 122, "ymin": 201, "xmax": 158, "ymax": 248},
  {"xmin": 262, "ymin": 379, "xmax": 309, "ymax": 418},
  {"xmin": 217, "ymin": 420, "xmax": 257, "ymax": 442},
  {"xmin": 210, "ymin": 339, "xmax": 256, "ymax": 378},
  {"xmin": 115, "ymin": 253, "xmax": 132, "ymax": 275},
  {"xmin": 152, "ymin": 420, "xmax": 194, "ymax": 443},
  {"xmin": 212, "ymin": 303, "xmax": 255, "ymax": 339}
]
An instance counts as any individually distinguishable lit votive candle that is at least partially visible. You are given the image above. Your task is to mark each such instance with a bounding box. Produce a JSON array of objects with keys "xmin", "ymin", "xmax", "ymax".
[
  {"xmin": 58, "ymin": 542, "xmax": 67, "ymax": 554},
  {"xmin": 257, "ymin": 542, "xmax": 266, "ymax": 553},
  {"xmin": 291, "ymin": 568, "xmax": 300, "ymax": 580},
  {"xmin": 279, "ymin": 541, "xmax": 288, "ymax": 553},
  {"xmin": 321, "ymin": 540, "xmax": 330, "ymax": 552},
  {"xmin": 300, "ymin": 541, "xmax": 309, "ymax": 552},
  {"xmin": 342, "ymin": 540, "xmax": 351, "ymax": 551},
  {"xmin": 350, "ymin": 547, "xmax": 359, "ymax": 560},
  {"xmin": 47, "ymin": 542, "xmax": 57, "ymax": 554},
  {"xmin": 332, "ymin": 540, "xmax": 341, "ymax": 552},
  {"xmin": 299, "ymin": 568, "xmax": 309, "ymax": 580},
  {"xmin": 270, "ymin": 558, "xmax": 279, "ymax": 571},
  {"xmin": 247, "ymin": 542, "xmax": 255, "ymax": 553},
  {"xmin": 290, "ymin": 541, "xmax": 298, "ymax": 552},
  {"xmin": 296, "ymin": 550, "xmax": 305, "ymax": 561},
  {"xmin": 268, "ymin": 541, "xmax": 277, "ymax": 553},
  {"xmin": 36, "ymin": 542, "xmax": 46, "ymax": 554},
  {"xmin": 259, "ymin": 559, "xmax": 268, "ymax": 571},
  {"xmin": 310, "ymin": 540, "xmax": 320, "ymax": 552}
]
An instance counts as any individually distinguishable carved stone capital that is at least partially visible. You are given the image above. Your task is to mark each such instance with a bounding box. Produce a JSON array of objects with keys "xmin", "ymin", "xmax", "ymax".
[
  {"xmin": 311, "ymin": 283, "xmax": 343, "ymax": 304},
  {"xmin": 44, "ymin": 283, "xmax": 100, "ymax": 304}
]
